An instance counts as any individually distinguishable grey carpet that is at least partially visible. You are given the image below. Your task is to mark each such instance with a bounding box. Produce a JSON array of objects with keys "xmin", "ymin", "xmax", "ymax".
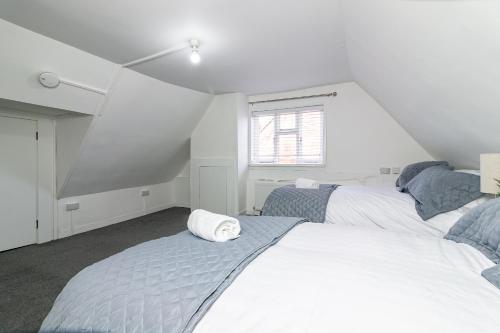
[{"xmin": 0, "ymin": 207, "xmax": 190, "ymax": 333}]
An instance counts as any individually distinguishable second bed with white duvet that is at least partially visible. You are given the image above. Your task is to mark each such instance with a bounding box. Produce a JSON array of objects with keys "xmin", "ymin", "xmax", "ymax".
[{"xmin": 325, "ymin": 185, "xmax": 488, "ymax": 237}]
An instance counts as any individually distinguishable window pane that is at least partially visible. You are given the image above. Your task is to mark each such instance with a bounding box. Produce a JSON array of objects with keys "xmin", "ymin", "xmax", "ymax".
[
  {"xmin": 278, "ymin": 134, "xmax": 297, "ymax": 164},
  {"xmin": 253, "ymin": 115, "xmax": 275, "ymax": 163},
  {"xmin": 279, "ymin": 113, "xmax": 296, "ymax": 130},
  {"xmin": 300, "ymin": 111, "xmax": 323, "ymax": 163}
]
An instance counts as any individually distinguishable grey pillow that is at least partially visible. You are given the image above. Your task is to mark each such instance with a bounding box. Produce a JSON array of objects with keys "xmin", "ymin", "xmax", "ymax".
[
  {"xmin": 445, "ymin": 198, "xmax": 500, "ymax": 264},
  {"xmin": 482, "ymin": 265, "xmax": 500, "ymax": 290},
  {"xmin": 405, "ymin": 166, "xmax": 482, "ymax": 220},
  {"xmin": 396, "ymin": 161, "xmax": 451, "ymax": 191}
]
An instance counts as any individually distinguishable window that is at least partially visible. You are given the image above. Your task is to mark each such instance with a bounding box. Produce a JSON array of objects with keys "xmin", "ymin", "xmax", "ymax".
[{"xmin": 250, "ymin": 106, "xmax": 325, "ymax": 166}]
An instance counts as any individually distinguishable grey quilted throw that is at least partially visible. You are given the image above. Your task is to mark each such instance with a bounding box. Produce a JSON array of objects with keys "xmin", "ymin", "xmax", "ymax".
[
  {"xmin": 396, "ymin": 160, "xmax": 451, "ymax": 190},
  {"xmin": 404, "ymin": 166, "xmax": 481, "ymax": 220},
  {"xmin": 261, "ymin": 184, "xmax": 338, "ymax": 223},
  {"xmin": 40, "ymin": 216, "xmax": 306, "ymax": 333},
  {"xmin": 445, "ymin": 198, "xmax": 500, "ymax": 264},
  {"xmin": 482, "ymin": 265, "xmax": 500, "ymax": 290}
]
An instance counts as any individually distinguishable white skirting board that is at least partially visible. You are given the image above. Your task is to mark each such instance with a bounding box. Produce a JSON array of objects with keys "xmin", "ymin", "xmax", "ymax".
[{"xmin": 57, "ymin": 181, "xmax": 177, "ymax": 239}]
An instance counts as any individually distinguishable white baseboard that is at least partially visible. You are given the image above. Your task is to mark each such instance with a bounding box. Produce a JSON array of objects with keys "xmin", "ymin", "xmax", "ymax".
[{"xmin": 73, "ymin": 202, "xmax": 176, "ymax": 235}]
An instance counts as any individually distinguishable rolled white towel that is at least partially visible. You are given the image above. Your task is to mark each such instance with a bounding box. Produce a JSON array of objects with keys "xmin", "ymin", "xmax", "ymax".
[
  {"xmin": 295, "ymin": 177, "xmax": 320, "ymax": 189},
  {"xmin": 187, "ymin": 209, "xmax": 241, "ymax": 242}
]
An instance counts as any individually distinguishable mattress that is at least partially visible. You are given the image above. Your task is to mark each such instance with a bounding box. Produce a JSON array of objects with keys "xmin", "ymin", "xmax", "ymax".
[{"xmin": 194, "ymin": 223, "xmax": 500, "ymax": 333}]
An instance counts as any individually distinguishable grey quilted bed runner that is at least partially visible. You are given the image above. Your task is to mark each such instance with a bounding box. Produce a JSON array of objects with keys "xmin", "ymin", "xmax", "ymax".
[
  {"xmin": 262, "ymin": 184, "xmax": 339, "ymax": 223},
  {"xmin": 40, "ymin": 216, "xmax": 305, "ymax": 333}
]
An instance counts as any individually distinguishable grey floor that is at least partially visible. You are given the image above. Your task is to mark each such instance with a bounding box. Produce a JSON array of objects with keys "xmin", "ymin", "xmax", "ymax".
[{"xmin": 0, "ymin": 207, "xmax": 189, "ymax": 333}]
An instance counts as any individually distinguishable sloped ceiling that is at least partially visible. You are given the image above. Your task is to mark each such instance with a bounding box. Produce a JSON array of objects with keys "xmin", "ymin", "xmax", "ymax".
[
  {"xmin": 341, "ymin": 0, "xmax": 500, "ymax": 168},
  {"xmin": 0, "ymin": 18, "xmax": 214, "ymax": 198},
  {"xmin": 1, "ymin": 0, "xmax": 498, "ymax": 171},
  {"xmin": 60, "ymin": 68, "xmax": 213, "ymax": 197},
  {"xmin": 0, "ymin": 0, "xmax": 352, "ymax": 95}
]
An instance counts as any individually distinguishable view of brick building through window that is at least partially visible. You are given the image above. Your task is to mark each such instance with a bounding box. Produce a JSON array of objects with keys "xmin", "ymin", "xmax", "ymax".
[{"xmin": 250, "ymin": 107, "xmax": 324, "ymax": 165}]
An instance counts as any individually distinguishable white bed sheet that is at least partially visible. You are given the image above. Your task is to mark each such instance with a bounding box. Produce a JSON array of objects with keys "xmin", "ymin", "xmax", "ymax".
[
  {"xmin": 325, "ymin": 185, "xmax": 488, "ymax": 237},
  {"xmin": 194, "ymin": 223, "xmax": 500, "ymax": 333}
]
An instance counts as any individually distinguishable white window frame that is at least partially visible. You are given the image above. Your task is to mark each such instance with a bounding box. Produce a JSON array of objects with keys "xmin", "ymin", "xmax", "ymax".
[{"xmin": 249, "ymin": 105, "xmax": 326, "ymax": 167}]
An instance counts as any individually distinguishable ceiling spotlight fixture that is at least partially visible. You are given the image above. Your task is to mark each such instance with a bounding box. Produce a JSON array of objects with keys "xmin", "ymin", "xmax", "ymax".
[{"xmin": 189, "ymin": 39, "xmax": 201, "ymax": 64}]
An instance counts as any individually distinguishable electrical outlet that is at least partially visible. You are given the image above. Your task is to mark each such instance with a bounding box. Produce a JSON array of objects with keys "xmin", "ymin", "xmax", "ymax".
[
  {"xmin": 379, "ymin": 167, "xmax": 391, "ymax": 175},
  {"xmin": 140, "ymin": 189, "xmax": 150, "ymax": 197},
  {"xmin": 66, "ymin": 202, "xmax": 79, "ymax": 211}
]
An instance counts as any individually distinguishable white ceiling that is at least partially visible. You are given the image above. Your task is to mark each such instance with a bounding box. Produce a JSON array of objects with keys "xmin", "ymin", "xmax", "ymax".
[
  {"xmin": 2, "ymin": 0, "xmax": 499, "ymax": 170},
  {"xmin": 342, "ymin": 0, "xmax": 500, "ymax": 168},
  {"xmin": 0, "ymin": 0, "xmax": 352, "ymax": 95}
]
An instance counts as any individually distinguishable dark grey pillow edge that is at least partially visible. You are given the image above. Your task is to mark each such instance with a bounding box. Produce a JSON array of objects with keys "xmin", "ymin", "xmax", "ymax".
[
  {"xmin": 482, "ymin": 265, "xmax": 500, "ymax": 290},
  {"xmin": 416, "ymin": 191, "xmax": 483, "ymax": 221}
]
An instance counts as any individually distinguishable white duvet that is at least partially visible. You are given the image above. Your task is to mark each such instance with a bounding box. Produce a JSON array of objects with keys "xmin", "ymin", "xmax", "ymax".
[
  {"xmin": 194, "ymin": 223, "xmax": 500, "ymax": 333},
  {"xmin": 325, "ymin": 185, "xmax": 489, "ymax": 237}
]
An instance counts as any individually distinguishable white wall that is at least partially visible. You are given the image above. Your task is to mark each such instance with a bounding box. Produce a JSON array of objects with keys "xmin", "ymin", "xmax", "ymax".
[
  {"xmin": 0, "ymin": 109, "xmax": 184, "ymax": 243},
  {"xmin": 341, "ymin": 0, "xmax": 500, "ymax": 168},
  {"xmin": 236, "ymin": 94, "xmax": 249, "ymax": 213},
  {"xmin": 174, "ymin": 163, "xmax": 190, "ymax": 208},
  {"xmin": 57, "ymin": 181, "xmax": 176, "ymax": 238},
  {"xmin": 191, "ymin": 93, "xmax": 249, "ymax": 214},
  {"xmin": 191, "ymin": 94, "xmax": 238, "ymax": 214},
  {"xmin": 1, "ymin": 19, "xmax": 212, "ymax": 240},
  {"xmin": 249, "ymin": 82, "xmax": 432, "ymax": 176},
  {"xmin": 60, "ymin": 67, "xmax": 214, "ymax": 198},
  {"xmin": 246, "ymin": 82, "xmax": 433, "ymax": 211},
  {"xmin": 0, "ymin": 19, "xmax": 116, "ymax": 115},
  {"xmin": 55, "ymin": 114, "xmax": 93, "ymax": 194},
  {"xmin": 191, "ymin": 94, "xmax": 240, "ymax": 159}
]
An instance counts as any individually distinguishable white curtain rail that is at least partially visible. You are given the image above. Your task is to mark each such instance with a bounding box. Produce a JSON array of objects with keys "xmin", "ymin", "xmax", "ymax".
[{"xmin": 249, "ymin": 92, "xmax": 337, "ymax": 105}]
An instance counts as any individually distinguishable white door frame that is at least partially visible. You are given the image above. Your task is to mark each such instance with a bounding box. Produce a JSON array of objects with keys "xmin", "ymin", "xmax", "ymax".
[{"xmin": 0, "ymin": 109, "xmax": 56, "ymax": 244}]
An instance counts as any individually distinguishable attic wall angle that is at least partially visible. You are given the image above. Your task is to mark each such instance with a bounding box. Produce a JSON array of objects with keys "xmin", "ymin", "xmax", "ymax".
[{"xmin": 58, "ymin": 68, "xmax": 214, "ymax": 198}]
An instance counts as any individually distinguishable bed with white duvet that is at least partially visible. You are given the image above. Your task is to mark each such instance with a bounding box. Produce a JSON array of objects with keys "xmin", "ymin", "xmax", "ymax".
[
  {"xmin": 195, "ymin": 223, "xmax": 500, "ymax": 333},
  {"xmin": 325, "ymin": 185, "xmax": 488, "ymax": 237},
  {"xmin": 263, "ymin": 164, "xmax": 486, "ymax": 237}
]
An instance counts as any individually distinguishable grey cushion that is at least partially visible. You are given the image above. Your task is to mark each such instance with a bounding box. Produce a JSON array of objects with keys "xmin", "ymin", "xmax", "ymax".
[
  {"xmin": 482, "ymin": 265, "xmax": 500, "ymax": 290},
  {"xmin": 405, "ymin": 166, "xmax": 482, "ymax": 220},
  {"xmin": 445, "ymin": 198, "xmax": 500, "ymax": 264},
  {"xmin": 396, "ymin": 161, "xmax": 451, "ymax": 190}
]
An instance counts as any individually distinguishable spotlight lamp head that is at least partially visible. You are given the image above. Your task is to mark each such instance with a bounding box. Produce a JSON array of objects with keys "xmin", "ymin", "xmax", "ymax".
[{"xmin": 189, "ymin": 39, "xmax": 201, "ymax": 64}]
